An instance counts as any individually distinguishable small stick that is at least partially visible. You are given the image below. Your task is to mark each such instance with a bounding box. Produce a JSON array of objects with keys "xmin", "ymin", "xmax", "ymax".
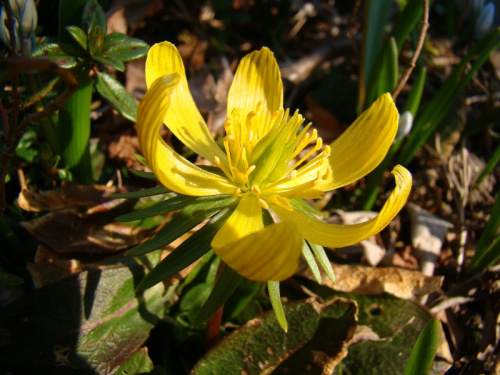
[{"xmin": 392, "ymin": 0, "xmax": 429, "ymax": 100}]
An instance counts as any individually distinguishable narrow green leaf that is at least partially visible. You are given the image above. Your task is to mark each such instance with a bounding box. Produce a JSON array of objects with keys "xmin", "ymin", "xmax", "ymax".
[
  {"xmin": 22, "ymin": 77, "xmax": 60, "ymax": 109},
  {"xmin": 467, "ymin": 236, "xmax": 500, "ymax": 276},
  {"xmin": 116, "ymin": 194, "xmax": 196, "ymax": 222},
  {"xmin": 476, "ymin": 143, "xmax": 500, "ymax": 185},
  {"xmin": 130, "ymin": 169, "xmax": 156, "ymax": 179},
  {"xmin": 95, "ymin": 71, "xmax": 138, "ymax": 121},
  {"xmin": 82, "ymin": 0, "xmax": 107, "ymax": 34},
  {"xmin": 103, "ymin": 37, "xmax": 150, "ymax": 62},
  {"xmin": 136, "ymin": 207, "xmax": 234, "ymax": 291},
  {"xmin": 193, "ymin": 264, "xmax": 243, "ymax": 327},
  {"xmin": 398, "ymin": 27, "xmax": 500, "ymax": 165},
  {"xmin": 391, "ymin": 0, "xmax": 429, "ymax": 51},
  {"xmin": 65, "ymin": 25, "xmax": 87, "ymax": 51},
  {"xmin": 126, "ymin": 195, "xmax": 236, "ymax": 256},
  {"xmin": 467, "ymin": 192, "xmax": 500, "ymax": 276},
  {"xmin": 403, "ymin": 318, "xmax": 440, "ymax": 375},
  {"xmin": 31, "ymin": 43, "xmax": 77, "ymax": 68},
  {"xmin": 403, "ymin": 66, "xmax": 427, "ymax": 116},
  {"xmin": 110, "ymin": 186, "xmax": 170, "ymax": 199},
  {"xmin": 308, "ymin": 241, "xmax": 335, "ymax": 283},
  {"xmin": 301, "ymin": 241, "xmax": 321, "ymax": 284},
  {"xmin": 267, "ymin": 281, "xmax": 288, "ymax": 332},
  {"xmin": 358, "ymin": 0, "xmax": 393, "ymax": 111},
  {"xmin": 133, "ymin": 153, "xmax": 149, "ymax": 167},
  {"xmin": 103, "ymin": 32, "xmax": 127, "ymax": 50},
  {"xmin": 365, "ymin": 37, "xmax": 399, "ymax": 106}
]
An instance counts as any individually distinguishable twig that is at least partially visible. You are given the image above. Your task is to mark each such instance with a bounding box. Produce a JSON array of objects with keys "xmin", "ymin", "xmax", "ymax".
[
  {"xmin": 392, "ymin": 0, "xmax": 429, "ymax": 100},
  {"xmin": 0, "ymin": 59, "xmax": 78, "ymax": 217}
]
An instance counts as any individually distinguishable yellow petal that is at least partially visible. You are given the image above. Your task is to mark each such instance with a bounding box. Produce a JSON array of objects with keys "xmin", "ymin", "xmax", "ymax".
[
  {"xmin": 211, "ymin": 195, "xmax": 264, "ymax": 249},
  {"xmin": 145, "ymin": 41, "xmax": 228, "ymax": 165},
  {"xmin": 273, "ymin": 165, "xmax": 412, "ymax": 248},
  {"xmin": 227, "ymin": 47, "xmax": 283, "ymax": 136},
  {"xmin": 212, "ymin": 195, "xmax": 302, "ymax": 281},
  {"xmin": 137, "ymin": 74, "xmax": 235, "ymax": 196},
  {"xmin": 325, "ymin": 93, "xmax": 399, "ymax": 190}
]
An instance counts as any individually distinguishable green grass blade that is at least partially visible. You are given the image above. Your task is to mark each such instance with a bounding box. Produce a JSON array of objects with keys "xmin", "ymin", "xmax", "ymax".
[
  {"xmin": 129, "ymin": 169, "xmax": 157, "ymax": 179},
  {"xmin": 365, "ymin": 37, "xmax": 398, "ymax": 107},
  {"xmin": 398, "ymin": 27, "xmax": 500, "ymax": 166},
  {"xmin": 136, "ymin": 208, "xmax": 234, "ymax": 291},
  {"xmin": 403, "ymin": 66, "xmax": 427, "ymax": 116},
  {"xmin": 267, "ymin": 281, "xmax": 288, "ymax": 332},
  {"xmin": 116, "ymin": 195, "xmax": 196, "ymax": 222},
  {"xmin": 193, "ymin": 264, "xmax": 243, "ymax": 327},
  {"xmin": 308, "ymin": 241, "xmax": 335, "ymax": 283},
  {"xmin": 476, "ymin": 143, "xmax": 500, "ymax": 185},
  {"xmin": 358, "ymin": 0, "xmax": 393, "ymax": 111},
  {"xmin": 126, "ymin": 195, "xmax": 236, "ymax": 256},
  {"xmin": 403, "ymin": 318, "xmax": 440, "ymax": 375},
  {"xmin": 391, "ymin": 0, "xmax": 430, "ymax": 51},
  {"xmin": 110, "ymin": 186, "xmax": 170, "ymax": 199},
  {"xmin": 467, "ymin": 192, "xmax": 500, "ymax": 276},
  {"xmin": 301, "ymin": 241, "xmax": 321, "ymax": 284}
]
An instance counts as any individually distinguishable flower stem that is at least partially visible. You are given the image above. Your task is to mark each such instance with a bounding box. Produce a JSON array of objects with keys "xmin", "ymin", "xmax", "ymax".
[{"xmin": 205, "ymin": 260, "xmax": 226, "ymax": 349}]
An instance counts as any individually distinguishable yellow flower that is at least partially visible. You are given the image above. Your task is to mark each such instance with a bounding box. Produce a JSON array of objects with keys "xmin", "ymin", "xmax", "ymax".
[{"xmin": 137, "ymin": 41, "xmax": 412, "ymax": 282}]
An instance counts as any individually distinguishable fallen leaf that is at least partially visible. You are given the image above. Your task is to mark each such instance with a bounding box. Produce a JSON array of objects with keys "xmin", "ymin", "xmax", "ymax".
[
  {"xmin": 192, "ymin": 297, "xmax": 358, "ymax": 374},
  {"xmin": 19, "ymin": 185, "xmax": 155, "ymax": 254},
  {"xmin": 18, "ymin": 185, "xmax": 127, "ymax": 212},
  {"xmin": 300, "ymin": 264, "xmax": 443, "ymax": 300}
]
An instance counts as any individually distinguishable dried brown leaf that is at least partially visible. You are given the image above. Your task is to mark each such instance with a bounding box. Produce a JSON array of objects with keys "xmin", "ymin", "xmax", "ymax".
[{"xmin": 301, "ymin": 264, "xmax": 443, "ymax": 300}]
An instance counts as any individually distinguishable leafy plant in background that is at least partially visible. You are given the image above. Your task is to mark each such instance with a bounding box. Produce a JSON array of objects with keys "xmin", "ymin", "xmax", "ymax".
[
  {"xmin": 0, "ymin": 0, "xmax": 77, "ymax": 216},
  {"xmin": 32, "ymin": 0, "xmax": 148, "ymax": 183},
  {"xmin": 359, "ymin": 0, "xmax": 500, "ymax": 214}
]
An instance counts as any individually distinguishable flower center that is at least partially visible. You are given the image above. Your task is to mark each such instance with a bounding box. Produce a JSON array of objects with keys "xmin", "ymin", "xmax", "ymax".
[{"xmin": 213, "ymin": 105, "xmax": 331, "ymax": 210}]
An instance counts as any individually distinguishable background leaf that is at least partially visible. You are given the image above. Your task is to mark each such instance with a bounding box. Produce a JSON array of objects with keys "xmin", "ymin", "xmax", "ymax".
[
  {"xmin": 0, "ymin": 254, "xmax": 176, "ymax": 374},
  {"xmin": 103, "ymin": 37, "xmax": 149, "ymax": 62},
  {"xmin": 95, "ymin": 71, "xmax": 138, "ymax": 122},
  {"xmin": 193, "ymin": 297, "xmax": 358, "ymax": 374},
  {"xmin": 31, "ymin": 43, "xmax": 77, "ymax": 68}
]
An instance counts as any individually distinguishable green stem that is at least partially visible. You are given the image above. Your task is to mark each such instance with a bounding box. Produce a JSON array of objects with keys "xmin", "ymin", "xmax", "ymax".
[{"xmin": 58, "ymin": 69, "xmax": 94, "ymax": 184}]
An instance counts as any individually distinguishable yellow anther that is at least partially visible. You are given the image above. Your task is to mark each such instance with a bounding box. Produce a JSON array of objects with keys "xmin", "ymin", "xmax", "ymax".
[
  {"xmin": 252, "ymin": 185, "xmax": 262, "ymax": 195},
  {"xmin": 245, "ymin": 165, "xmax": 256, "ymax": 176},
  {"xmin": 316, "ymin": 137, "xmax": 323, "ymax": 150},
  {"xmin": 258, "ymin": 198, "xmax": 269, "ymax": 210},
  {"xmin": 232, "ymin": 187, "xmax": 242, "ymax": 198},
  {"xmin": 288, "ymin": 170, "xmax": 297, "ymax": 180},
  {"xmin": 269, "ymin": 195, "xmax": 293, "ymax": 211},
  {"xmin": 323, "ymin": 145, "xmax": 331, "ymax": 157},
  {"xmin": 311, "ymin": 128, "xmax": 318, "ymax": 140}
]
